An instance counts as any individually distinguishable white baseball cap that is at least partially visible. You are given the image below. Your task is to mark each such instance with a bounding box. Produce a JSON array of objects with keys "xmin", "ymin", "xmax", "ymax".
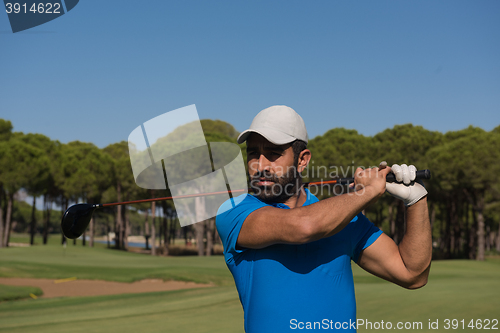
[{"xmin": 237, "ymin": 105, "xmax": 309, "ymax": 145}]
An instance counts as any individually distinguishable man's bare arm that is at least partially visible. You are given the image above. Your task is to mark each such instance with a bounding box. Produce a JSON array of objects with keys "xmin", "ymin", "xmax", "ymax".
[
  {"xmin": 237, "ymin": 167, "xmax": 391, "ymax": 249},
  {"xmin": 357, "ymin": 198, "xmax": 432, "ymax": 289}
]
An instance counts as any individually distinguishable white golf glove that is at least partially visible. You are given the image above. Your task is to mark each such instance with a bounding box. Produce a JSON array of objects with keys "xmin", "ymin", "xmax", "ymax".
[{"xmin": 385, "ymin": 164, "xmax": 427, "ymax": 207}]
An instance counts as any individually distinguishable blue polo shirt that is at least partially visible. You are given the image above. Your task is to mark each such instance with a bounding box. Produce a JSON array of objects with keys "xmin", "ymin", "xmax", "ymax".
[{"xmin": 216, "ymin": 189, "xmax": 383, "ymax": 333}]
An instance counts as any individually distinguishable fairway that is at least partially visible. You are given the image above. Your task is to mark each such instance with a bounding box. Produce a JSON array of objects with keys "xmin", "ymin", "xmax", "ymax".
[
  {"xmin": 1, "ymin": 244, "xmax": 499, "ymax": 332},
  {"xmin": 353, "ymin": 259, "xmax": 500, "ymax": 332},
  {"xmin": 0, "ymin": 242, "xmax": 234, "ymax": 285},
  {"xmin": 0, "ymin": 287, "xmax": 244, "ymax": 333}
]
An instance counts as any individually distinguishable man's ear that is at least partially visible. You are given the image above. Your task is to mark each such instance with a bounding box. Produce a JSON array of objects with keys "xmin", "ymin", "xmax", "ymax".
[{"xmin": 297, "ymin": 149, "xmax": 311, "ymax": 173}]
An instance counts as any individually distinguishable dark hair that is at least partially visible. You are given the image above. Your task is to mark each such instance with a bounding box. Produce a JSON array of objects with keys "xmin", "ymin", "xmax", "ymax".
[{"xmin": 292, "ymin": 140, "xmax": 308, "ymax": 166}]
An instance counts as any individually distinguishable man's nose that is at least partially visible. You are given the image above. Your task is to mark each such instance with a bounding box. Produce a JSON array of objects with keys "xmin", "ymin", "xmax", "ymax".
[{"xmin": 257, "ymin": 154, "xmax": 271, "ymax": 172}]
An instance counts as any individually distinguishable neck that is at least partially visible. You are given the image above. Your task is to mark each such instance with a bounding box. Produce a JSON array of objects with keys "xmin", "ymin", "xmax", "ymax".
[{"xmin": 282, "ymin": 186, "xmax": 307, "ymax": 209}]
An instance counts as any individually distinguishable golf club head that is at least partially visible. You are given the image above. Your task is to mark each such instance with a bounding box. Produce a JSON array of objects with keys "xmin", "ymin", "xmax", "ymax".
[{"xmin": 61, "ymin": 204, "xmax": 97, "ymax": 239}]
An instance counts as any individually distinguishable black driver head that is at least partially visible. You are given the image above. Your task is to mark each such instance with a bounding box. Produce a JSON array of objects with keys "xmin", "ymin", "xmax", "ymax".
[{"xmin": 61, "ymin": 204, "xmax": 97, "ymax": 239}]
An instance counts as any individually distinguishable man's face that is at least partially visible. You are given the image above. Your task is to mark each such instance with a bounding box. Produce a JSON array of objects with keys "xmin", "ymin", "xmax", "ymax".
[{"xmin": 246, "ymin": 133, "xmax": 300, "ymax": 203}]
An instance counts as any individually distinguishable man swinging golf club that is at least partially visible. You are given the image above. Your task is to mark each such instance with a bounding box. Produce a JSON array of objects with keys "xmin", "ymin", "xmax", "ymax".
[{"xmin": 216, "ymin": 105, "xmax": 431, "ymax": 333}]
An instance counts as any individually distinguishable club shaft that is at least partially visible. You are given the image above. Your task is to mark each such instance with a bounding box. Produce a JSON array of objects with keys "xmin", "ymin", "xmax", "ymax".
[
  {"xmin": 101, "ymin": 190, "xmax": 246, "ymax": 207},
  {"xmin": 100, "ymin": 169, "xmax": 430, "ymax": 208}
]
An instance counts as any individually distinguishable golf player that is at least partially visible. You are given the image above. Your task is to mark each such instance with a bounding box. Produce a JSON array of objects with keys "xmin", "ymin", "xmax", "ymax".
[{"xmin": 215, "ymin": 105, "xmax": 431, "ymax": 332}]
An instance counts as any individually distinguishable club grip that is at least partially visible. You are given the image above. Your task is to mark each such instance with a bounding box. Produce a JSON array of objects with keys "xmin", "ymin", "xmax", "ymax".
[{"xmin": 386, "ymin": 169, "xmax": 431, "ymax": 182}]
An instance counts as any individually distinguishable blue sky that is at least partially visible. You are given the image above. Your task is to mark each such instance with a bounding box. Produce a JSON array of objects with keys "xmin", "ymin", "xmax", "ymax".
[{"xmin": 1, "ymin": 0, "xmax": 499, "ymax": 148}]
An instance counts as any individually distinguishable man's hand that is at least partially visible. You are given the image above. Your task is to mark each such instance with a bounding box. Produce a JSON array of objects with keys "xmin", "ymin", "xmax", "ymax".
[
  {"xmin": 385, "ymin": 163, "xmax": 428, "ymax": 206},
  {"xmin": 353, "ymin": 163, "xmax": 392, "ymax": 205}
]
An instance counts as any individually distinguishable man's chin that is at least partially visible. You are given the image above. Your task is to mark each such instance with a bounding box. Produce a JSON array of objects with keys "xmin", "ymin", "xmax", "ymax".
[
  {"xmin": 251, "ymin": 185, "xmax": 271, "ymax": 197},
  {"xmin": 252, "ymin": 185, "xmax": 274, "ymax": 198},
  {"xmin": 252, "ymin": 186, "xmax": 293, "ymax": 203}
]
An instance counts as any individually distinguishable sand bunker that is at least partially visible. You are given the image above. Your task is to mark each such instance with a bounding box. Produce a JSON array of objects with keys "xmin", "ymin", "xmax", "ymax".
[{"xmin": 0, "ymin": 277, "xmax": 212, "ymax": 298}]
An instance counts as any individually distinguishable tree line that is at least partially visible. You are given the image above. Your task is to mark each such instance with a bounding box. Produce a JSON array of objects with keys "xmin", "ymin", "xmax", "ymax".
[
  {"xmin": 0, "ymin": 118, "xmax": 499, "ymax": 260},
  {"xmin": 0, "ymin": 118, "xmax": 238, "ymax": 256},
  {"xmin": 306, "ymin": 124, "xmax": 500, "ymax": 260}
]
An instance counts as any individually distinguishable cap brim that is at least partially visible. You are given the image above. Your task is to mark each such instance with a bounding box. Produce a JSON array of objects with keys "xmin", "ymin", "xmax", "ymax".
[{"xmin": 237, "ymin": 128, "xmax": 296, "ymax": 145}]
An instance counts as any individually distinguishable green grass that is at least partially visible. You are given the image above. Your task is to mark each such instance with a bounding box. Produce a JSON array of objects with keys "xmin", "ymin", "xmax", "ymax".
[
  {"xmin": 353, "ymin": 258, "xmax": 500, "ymax": 332},
  {"xmin": 1, "ymin": 243, "xmax": 499, "ymax": 332},
  {"xmin": 9, "ymin": 233, "xmax": 109, "ymax": 248},
  {"xmin": 0, "ymin": 243, "xmax": 232, "ymax": 286},
  {"xmin": 0, "ymin": 287, "xmax": 244, "ymax": 333},
  {"xmin": 0, "ymin": 284, "xmax": 43, "ymax": 302}
]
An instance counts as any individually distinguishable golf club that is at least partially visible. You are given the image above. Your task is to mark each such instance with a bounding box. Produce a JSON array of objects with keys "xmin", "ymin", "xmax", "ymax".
[{"xmin": 61, "ymin": 169, "xmax": 431, "ymax": 239}]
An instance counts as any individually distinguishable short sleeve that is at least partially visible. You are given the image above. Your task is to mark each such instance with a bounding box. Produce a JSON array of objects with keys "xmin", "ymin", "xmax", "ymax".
[
  {"xmin": 216, "ymin": 194, "xmax": 267, "ymax": 258},
  {"xmin": 349, "ymin": 213, "xmax": 383, "ymax": 263}
]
